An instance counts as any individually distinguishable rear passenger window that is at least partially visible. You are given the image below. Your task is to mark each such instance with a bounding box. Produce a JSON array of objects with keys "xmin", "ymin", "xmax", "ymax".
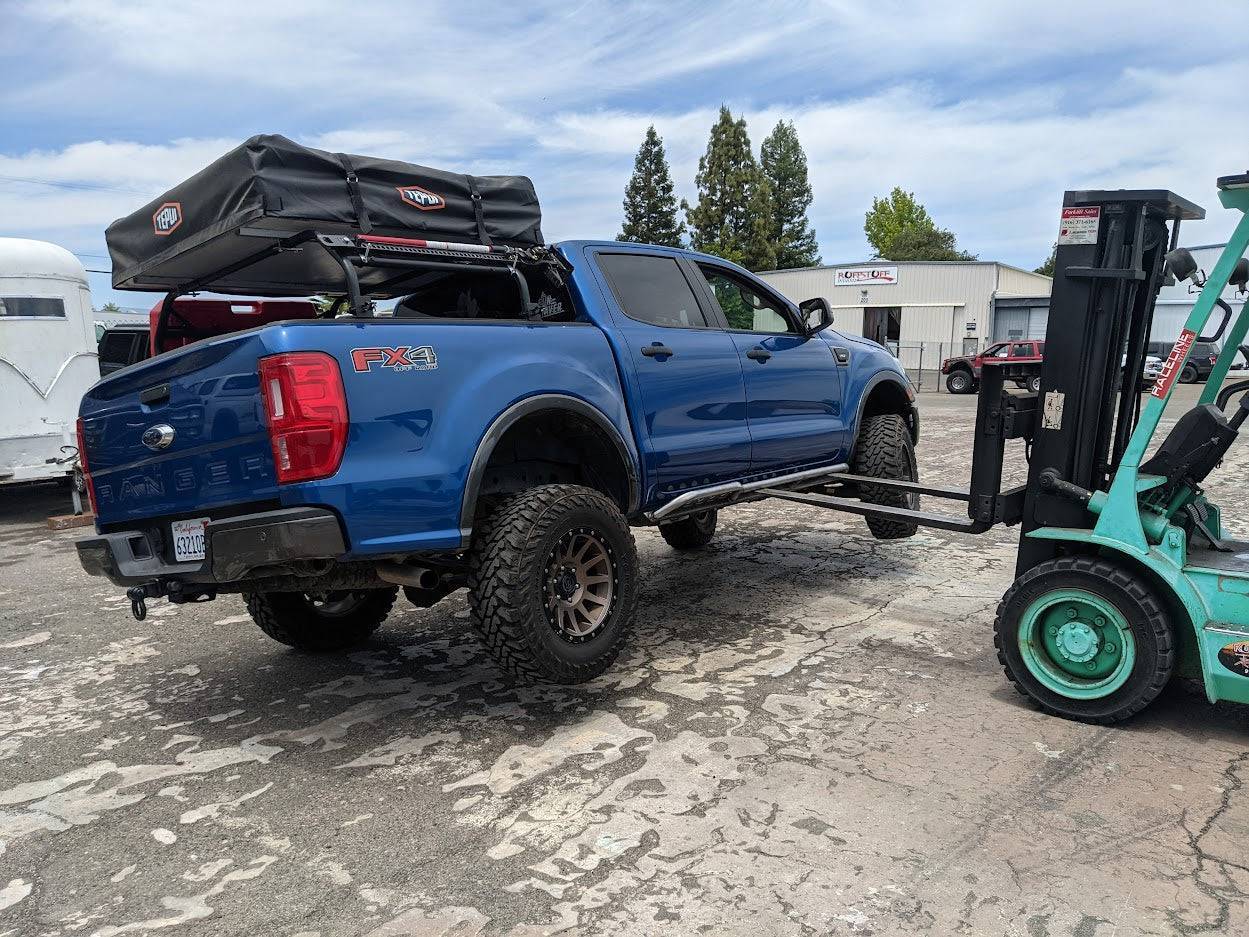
[{"xmin": 598, "ymin": 254, "xmax": 709, "ymax": 329}]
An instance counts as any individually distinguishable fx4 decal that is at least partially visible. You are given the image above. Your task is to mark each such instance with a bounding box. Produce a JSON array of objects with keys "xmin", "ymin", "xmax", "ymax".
[
  {"xmin": 351, "ymin": 346, "xmax": 438, "ymax": 373},
  {"xmin": 396, "ymin": 184, "xmax": 446, "ymax": 211}
]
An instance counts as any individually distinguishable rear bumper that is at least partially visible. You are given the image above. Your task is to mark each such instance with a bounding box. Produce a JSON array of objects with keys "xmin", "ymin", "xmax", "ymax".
[{"xmin": 76, "ymin": 507, "xmax": 346, "ymax": 587}]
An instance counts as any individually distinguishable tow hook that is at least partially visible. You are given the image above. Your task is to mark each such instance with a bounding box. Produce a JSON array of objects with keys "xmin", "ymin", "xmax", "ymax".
[
  {"xmin": 124, "ymin": 580, "xmax": 217, "ymax": 620},
  {"xmin": 126, "ymin": 583, "xmax": 161, "ymax": 621}
]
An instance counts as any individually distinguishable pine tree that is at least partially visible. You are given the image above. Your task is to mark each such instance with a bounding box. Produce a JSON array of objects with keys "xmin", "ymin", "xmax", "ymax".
[
  {"xmin": 684, "ymin": 106, "xmax": 777, "ymax": 272},
  {"xmin": 760, "ymin": 120, "xmax": 819, "ymax": 269},
  {"xmin": 617, "ymin": 126, "xmax": 685, "ymax": 247}
]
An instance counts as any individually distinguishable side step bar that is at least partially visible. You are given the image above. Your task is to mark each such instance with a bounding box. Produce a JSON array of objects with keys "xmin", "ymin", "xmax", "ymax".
[{"xmin": 648, "ymin": 463, "xmax": 848, "ymax": 522}]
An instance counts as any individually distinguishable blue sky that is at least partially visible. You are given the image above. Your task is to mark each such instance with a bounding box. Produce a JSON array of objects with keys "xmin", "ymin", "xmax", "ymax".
[{"xmin": 2, "ymin": 0, "xmax": 1248, "ymax": 310}]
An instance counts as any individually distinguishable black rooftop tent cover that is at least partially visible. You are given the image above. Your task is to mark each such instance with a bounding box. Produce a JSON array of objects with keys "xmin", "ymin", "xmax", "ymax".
[{"xmin": 105, "ymin": 134, "xmax": 544, "ymax": 296}]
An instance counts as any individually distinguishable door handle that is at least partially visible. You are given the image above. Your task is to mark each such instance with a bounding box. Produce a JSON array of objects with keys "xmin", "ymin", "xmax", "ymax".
[
  {"xmin": 746, "ymin": 346, "xmax": 772, "ymax": 362},
  {"xmin": 641, "ymin": 343, "xmax": 674, "ymax": 358}
]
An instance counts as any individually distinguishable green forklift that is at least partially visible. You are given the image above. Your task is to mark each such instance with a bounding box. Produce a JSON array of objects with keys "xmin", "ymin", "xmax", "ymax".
[
  {"xmin": 994, "ymin": 174, "xmax": 1249, "ymax": 723},
  {"xmin": 769, "ymin": 173, "xmax": 1249, "ymax": 722}
]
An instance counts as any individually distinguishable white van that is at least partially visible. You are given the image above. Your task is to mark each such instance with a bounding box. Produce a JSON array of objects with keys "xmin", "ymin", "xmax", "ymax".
[{"xmin": 0, "ymin": 238, "xmax": 99, "ymax": 485}]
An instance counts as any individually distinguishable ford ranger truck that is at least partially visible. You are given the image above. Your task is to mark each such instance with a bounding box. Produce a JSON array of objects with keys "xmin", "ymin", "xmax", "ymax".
[{"xmin": 76, "ymin": 242, "xmax": 920, "ymax": 683}]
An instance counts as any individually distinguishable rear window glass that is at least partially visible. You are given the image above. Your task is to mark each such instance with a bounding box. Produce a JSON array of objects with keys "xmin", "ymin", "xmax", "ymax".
[
  {"xmin": 0, "ymin": 296, "xmax": 65, "ymax": 318},
  {"xmin": 598, "ymin": 254, "xmax": 709, "ymax": 329},
  {"xmin": 98, "ymin": 331, "xmax": 138, "ymax": 366}
]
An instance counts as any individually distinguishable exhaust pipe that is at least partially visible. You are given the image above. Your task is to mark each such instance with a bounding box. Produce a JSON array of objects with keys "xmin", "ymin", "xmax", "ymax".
[{"xmin": 375, "ymin": 561, "xmax": 440, "ymax": 589}]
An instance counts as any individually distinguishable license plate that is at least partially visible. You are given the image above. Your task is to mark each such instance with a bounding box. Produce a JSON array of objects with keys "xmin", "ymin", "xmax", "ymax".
[{"xmin": 171, "ymin": 517, "xmax": 209, "ymax": 562}]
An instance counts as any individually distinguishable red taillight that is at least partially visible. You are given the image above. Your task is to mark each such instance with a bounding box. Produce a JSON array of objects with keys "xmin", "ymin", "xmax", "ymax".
[
  {"xmin": 75, "ymin": 417, "xmax": 98, "ymax": 516},
  {"xmin": 1211, "ymin": 355, "xmax": 1218, "ymax": 364},
  {"xmin": 258, "ymin": 352, "xmax": 348, "ymax": 484}
]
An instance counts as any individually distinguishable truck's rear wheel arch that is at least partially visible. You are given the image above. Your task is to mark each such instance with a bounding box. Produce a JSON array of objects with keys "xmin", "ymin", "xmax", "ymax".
[
  {"xmin": 850, "ymin": 375, "xmax": 917, "ymax": 460},
  {"xmin": 461, "ymin": 395, "xmax": 639, "ymax": 534}
]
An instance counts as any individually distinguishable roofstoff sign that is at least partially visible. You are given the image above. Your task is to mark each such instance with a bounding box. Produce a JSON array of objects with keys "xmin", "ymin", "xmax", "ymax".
[{"xmin": 834, "ymin": 265, "xmax": 898, "ymax": 287}]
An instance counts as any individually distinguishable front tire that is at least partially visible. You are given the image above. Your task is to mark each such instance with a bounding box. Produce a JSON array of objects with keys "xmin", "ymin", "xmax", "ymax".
[
  {"xmin": 852, "ymin": 413, "xmax": 919, "ymax": 539},
  {"xmin": 993, "ymin": 557, "xmax": 1174, "ymax": 724},
  {"xmin": 468, "ymin": 484, "xmax": 638, "ymax": 684},
  {"xmin": 946, "ymin": 370, "xmax": 975, "ymax": 394},
  {"xmin": 244, "ymin": 588, "xmax": 398, "ymax": 652},
  {"xmin": 659, "ymin": 510, "xmax": 717, "ymax": 550}
]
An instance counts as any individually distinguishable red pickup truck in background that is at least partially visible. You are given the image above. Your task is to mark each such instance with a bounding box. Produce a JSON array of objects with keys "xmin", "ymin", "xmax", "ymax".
[{"xmin": 941, "ymin": 340, "xmax": 1044, "ymax": 394}]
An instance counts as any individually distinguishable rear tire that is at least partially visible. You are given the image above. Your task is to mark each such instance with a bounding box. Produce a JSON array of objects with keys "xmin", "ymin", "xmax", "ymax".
[
  {"xmin": 467, "ymin": 484, "xmax": 638, "ymax": 684},
  {"xmin": 1026, "ymin": 375, "xmax": 1042, "ymax": 394},
  {"xmin": 852, "ymin": 413, "xmax": 919, "ymax": 539},
  {"xmin": 244, "ymin": 587, "xmax": 398, "ymax": 652},
  {"xmin": 659, "ymin": 510, "xmax": 717, "ymax": 550},
  {"xmin": 993, "ymin": 557, "xmax": 1174, "ymax": 724},
  {"xmin": 946, "ymin": 370, "xmax": 974, "ymax": 394},
  {"xmin": 1180, "ymin": 362, "xmax": 1199, "ymax": 383}
]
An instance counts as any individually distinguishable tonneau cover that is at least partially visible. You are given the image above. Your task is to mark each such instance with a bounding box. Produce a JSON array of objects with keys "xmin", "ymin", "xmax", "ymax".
[{"xmin": 105, "ymin": 134, "xmax": 543, "ymax": 296}]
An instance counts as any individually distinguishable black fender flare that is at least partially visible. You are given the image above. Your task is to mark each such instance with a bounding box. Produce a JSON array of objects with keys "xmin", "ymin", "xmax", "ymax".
[
  {"xmin": 458, "ymin": 393, "xmax": 641, "ymax": 534},
  {"xmin": 848, "ymin": 373, "xmax": 918, "ymax": 461}
]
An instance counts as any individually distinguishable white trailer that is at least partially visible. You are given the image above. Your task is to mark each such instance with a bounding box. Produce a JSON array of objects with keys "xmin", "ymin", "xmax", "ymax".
[{"xmin": 0, "ymin": 238, "xmax": 99, "ymax": 486}]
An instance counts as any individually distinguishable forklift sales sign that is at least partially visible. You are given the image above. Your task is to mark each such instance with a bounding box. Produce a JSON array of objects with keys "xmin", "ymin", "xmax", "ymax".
[{"xmin": 1058, "ymin": 206, "xmax": 1100, "ymax": 245}]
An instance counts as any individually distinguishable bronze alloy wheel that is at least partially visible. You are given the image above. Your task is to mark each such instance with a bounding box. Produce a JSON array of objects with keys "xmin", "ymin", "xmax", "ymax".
[{"xmin": 544, "ymin": 526, "xmax": 616, "ymax": 643}]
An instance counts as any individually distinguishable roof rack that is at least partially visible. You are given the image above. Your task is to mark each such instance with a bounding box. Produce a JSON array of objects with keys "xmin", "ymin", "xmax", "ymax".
[{"xmin": 152, "ymin": 228, "xmax": 564, "ymax": 352}]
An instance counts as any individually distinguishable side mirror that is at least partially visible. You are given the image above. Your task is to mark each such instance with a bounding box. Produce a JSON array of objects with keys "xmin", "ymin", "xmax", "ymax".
[
  {"xmin": 1230, "ymin": 258, "xmax": 1249, "ymax": 294},
  {"xmin": 1166, "ymin": 248, "xmax": 1199, "ymax": 283},
  {"xmin": 799, "ymin": 297, "xmax": 834, "ymax": 335}
]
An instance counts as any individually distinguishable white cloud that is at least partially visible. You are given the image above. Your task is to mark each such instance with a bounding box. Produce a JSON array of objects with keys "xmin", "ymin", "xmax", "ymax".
[{"xmin": 1, "ymin": 0, "xmax": 1247, "ymax": 308}]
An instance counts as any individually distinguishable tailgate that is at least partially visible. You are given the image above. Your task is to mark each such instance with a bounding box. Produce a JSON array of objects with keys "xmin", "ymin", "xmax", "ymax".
[{"xmin": 80, "ymin": 332, "xmax": 277, "ymax": 526}]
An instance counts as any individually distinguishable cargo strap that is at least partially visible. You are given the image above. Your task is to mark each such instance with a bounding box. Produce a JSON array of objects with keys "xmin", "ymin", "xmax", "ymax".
[
  {"xmin": 468, "ymin": 177, "xmax": 492, "ymax": 247},
  {"xmin": 339, "ymin": 154, "xmax": 373, "ymax": 234}
]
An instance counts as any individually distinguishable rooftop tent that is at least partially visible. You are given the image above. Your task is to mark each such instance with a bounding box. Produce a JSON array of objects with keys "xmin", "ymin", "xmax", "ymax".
[{"xmin": 105, "ymin": 134, "xmax": 544, "ymax": 297}]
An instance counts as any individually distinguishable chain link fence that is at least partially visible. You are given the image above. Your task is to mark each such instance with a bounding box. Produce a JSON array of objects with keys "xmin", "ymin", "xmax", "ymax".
[{"xmin": 885, "ymin": 341, "xmax": 965, "ymax": 393}]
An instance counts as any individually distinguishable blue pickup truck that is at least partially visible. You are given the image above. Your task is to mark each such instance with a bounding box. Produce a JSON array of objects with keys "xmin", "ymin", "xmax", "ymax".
[{"xmin": 75, "ymin": 138, "xmax": 919, "ymax": 683}]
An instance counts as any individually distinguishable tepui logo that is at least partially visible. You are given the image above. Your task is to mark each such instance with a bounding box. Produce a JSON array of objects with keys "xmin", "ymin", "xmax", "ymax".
[
  {"xmin": 153, "ymin": 202, "xmax": 183, "ymax": 235},
  {"xmin": 396, "ymin": 184, "xmax": 446, "ymax": 211}
]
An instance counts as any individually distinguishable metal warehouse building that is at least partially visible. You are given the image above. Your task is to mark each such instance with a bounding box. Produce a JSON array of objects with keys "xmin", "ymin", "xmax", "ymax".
[{"xmin": 758, "ymin": 261, "xmax": 1053, "ymax": 374}]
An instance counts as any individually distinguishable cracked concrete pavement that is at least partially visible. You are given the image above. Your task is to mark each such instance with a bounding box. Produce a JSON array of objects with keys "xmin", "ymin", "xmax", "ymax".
[{"xmin": 2, "ymin": 385, "xmax": 1249, "ymax": 936}]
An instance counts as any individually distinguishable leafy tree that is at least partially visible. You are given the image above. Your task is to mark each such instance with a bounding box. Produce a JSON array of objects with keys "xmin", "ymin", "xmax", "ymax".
[
  {"xmin": 760, "ymin": 120, "xmax": 819, "ymax": 269},
  {"xmin": 617, "ymin": 126, "xmax": 685, "ymax": 247},
  {"xmin": 99, "ymin": 301, "xmax": 122, "ymax": 313},
  {"xmin": 864, "ymin": 187, "xmax": 934, "ymax": 258},
  {"xmin": 684, "ymin": 106, "xmax": 776, "ymax": 272},
  {"xmin": 864, "ymin": 186, "xmax": 976, "ymax": 261},
  {"xmin": 886, "ymin": 225, "xmax": 977, "ymax": 262},
  {"xmin": 1034, "ymin": 243, "xmax": 1057, "ymax": 277}
]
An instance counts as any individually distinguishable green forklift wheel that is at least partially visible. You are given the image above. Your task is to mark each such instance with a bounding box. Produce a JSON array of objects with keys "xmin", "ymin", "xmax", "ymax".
[{"xmin": 993, "ymin": 556, "xmax": 1174, "ymax": 724}]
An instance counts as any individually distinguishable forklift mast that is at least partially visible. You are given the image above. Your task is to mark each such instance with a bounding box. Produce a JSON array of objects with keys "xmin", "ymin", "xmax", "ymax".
[{"xmin": 1016, "ymin": 189, "xmax": 1205, "ymax": 575}]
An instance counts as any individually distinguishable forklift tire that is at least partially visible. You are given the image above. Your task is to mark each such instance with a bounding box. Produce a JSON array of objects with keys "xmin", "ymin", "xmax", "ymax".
[
  {"xmin": 993, "ymin": 557, "xmax": 1174, "ymax": 724},
  {"xmin": 852, "ymin": 414, "xmax": 919, "ymax": 539},
  {"xmin": 658, "ymin": 510, "xmax": 718, "ymax": 550},
  {"xmin": 467, "ymin": 484, "xmax": 638, "ymax": 684},
  {"xmin": 244, "ymin": 587, "xmax": 398, "ymax": 652},
  {"xmin": 1179, "ymin": 362, "xmax": 1200, "ymax": 384},
  {"xmin": 946, "ymin": 370, "xmax": 975, "ymax": 394}
]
